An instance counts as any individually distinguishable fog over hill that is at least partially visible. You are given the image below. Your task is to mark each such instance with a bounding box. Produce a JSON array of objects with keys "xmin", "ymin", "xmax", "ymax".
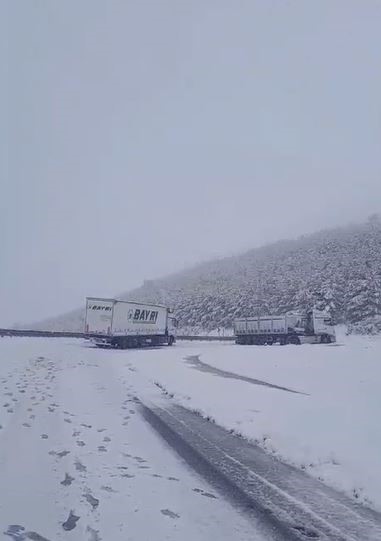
[{"xmin": 28, "ymin": 218, "xmax": 381, "ymax": 334}]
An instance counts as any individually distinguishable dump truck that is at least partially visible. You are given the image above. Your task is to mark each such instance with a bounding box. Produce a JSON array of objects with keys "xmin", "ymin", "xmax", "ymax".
[
  {"xmin": 234, "ymin": 309, "xmax": 336, "ymax": 345},
  {"xmin": 85, "ymin": 297, "xmax": 177, "ymax": 348}
]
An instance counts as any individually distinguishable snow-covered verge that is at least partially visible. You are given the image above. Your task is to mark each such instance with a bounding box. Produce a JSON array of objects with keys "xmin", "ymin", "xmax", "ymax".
[{"xmin": 125, "ymin": 328, "xmax": 381, "ymax": 511}]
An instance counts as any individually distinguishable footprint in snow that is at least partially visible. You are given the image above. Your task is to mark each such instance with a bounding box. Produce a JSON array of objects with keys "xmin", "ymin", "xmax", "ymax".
[
  {"xmin": 160, "ymin": 509, "xmax": 180, "ymax": 519},
  {"xmin": 193, "ymin": 488, "xmax": 218, "ymax": 499},
  {"xmin": 84, "ymin": 493, "xmax": 99, "ymax": 510},
  {"xmin": 86, "ymin": 526, "xmax": 101, "ymax": 541},
  {"xmin": 98, "ymin": 446, "xmax": 107, "ymax": 453},
  {"xmin": 22, "ymin": 423, "xmax": 31, "ymax": 428},
  {"xmin": 49, "ymin": 450, "xmax": 70, "ymax": 458},
  {"xmin": 133, "ymin": 456, "xmax": 146, "ymax": 463},
  {"xmin": 97, "ymin": 428, "xmax": 106, "ymax": 433},
  {"xmin": 62, "ymin": 511, "xmax": 80, "ymax": 531},
  {"xmin": 60, "ymin": 473, "xmax": 75, "ymax": 486},
  {"xmin": 41, "ymin": 434, "xmax": 48, "ymax": 439},
  {"xmin": 101, "ymin": 486, "xmax": 117, "ymax": 493},
  {"xmin": 4, "ymin": 524, "xmax": 51, "ymax": 540},
  {"xmin": 103, "ymin": 436, "xmax": 111, "ymax": 442},
  {"xmin": 76, "ymin": 440, "xmax": 86, "ymax": 447},
  {"xmin": 74, "ymin": 460, "xmax": 87, "ymax": 472},
  {"xmin": 167, "ymin": 477, "xmax": 179, "ymax": 482},
  {"xmin": 81, "ymin": 423, "xmax": 92, "ymax": 429},
  {"xmin": 3, "ymin": 524, "xmax": 25, "ymax": 539}
]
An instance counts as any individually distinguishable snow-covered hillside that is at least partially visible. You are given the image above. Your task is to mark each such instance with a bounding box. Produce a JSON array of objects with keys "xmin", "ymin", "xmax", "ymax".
[{"xmin": 29, "ymin": 217, "xmax": 381, "ymax": 333}]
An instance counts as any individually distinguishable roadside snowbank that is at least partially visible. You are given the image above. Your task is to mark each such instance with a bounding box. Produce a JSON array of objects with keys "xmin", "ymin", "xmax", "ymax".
[{"xmin": 126, "ymin": 329, "xmax": 381, "ymax": 511}]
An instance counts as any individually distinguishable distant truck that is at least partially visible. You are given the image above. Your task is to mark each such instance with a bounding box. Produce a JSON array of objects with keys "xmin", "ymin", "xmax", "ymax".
[
  {"xmin": 234, "ymin": 310, "xmax": 336, "ymax": 345},
  {"xmin": 85, "ymin": 297, "xmax": 177, "ymax": 349}
]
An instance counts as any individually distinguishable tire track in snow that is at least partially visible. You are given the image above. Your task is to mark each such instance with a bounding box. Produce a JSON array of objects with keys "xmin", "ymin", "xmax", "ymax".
[
  {"xmin": 184, "ymin": 355, "xmax": 308, "ymax": 394},
  {"xmin": 141, "ymin": 401, "xmax": 381, "ymax": 541}
]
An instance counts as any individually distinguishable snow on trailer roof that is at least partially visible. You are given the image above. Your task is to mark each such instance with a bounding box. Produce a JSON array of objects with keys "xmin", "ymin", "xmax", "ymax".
[{"xmin": 86, "ymin": 297, "xmax": 171, "ymax": 310}]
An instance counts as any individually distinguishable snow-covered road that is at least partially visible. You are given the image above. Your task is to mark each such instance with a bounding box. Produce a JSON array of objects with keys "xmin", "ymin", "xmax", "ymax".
[{"xmin": 1, "ymin": 336, "xmax": 381, "ymax": 541}]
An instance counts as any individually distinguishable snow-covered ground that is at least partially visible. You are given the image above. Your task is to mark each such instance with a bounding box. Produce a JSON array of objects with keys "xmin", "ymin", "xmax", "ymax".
[
  {"xmin": 1, "ymin": 329, "xmax": 380, "ymax": 540},
  {"xmin": 123, "ymin": 328, "xmax": 381, "ymax": 512},
  {"xmin": 0, "ymin": 338, "xmax": 260, "ymax": 541}
]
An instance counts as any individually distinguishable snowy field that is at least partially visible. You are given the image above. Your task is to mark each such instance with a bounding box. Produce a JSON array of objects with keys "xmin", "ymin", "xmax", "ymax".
[
  {"xmin": 124, "ymin": 328, "xmax": 381, "ymax": 512},
  {"xmin": 0, "ymin": 329, "xmax": 380, "ymax": 540}
]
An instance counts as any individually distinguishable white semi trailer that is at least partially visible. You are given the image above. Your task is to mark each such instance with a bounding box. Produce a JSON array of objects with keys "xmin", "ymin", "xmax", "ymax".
[
  {"xmin": 85, "ymin": 297, "xmax": 177, "ymax": 349},
  {"xmin": 234, "ymin": 309, "xmax": 336, "ymax": 345}
]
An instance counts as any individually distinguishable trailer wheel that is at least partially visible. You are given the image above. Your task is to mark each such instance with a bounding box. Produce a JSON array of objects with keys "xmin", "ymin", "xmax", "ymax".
[
  {"xmin": 287, "ymin": 335, "xmax": 300, "ymax": 345},
  {"xmin": 120, "ymin": 337, "xmax": 129, "ymax": 349}
]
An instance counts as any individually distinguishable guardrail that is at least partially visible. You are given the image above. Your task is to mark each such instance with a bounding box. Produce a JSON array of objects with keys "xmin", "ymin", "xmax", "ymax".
[
  {"xmin": 0, "ymin": 329, "xmax": 86, "ymax": 338},
  {"xmin": 0, "ymin": 329, "xmax": 235, "ymax": 342},
  {"xmin": 177, "ymin": 335, "xmax": 235, "ymax": 342}
]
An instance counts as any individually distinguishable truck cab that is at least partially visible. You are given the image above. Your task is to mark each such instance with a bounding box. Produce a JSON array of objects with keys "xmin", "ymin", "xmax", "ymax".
[{"xmin": 310, "ymin": 310, "xmax": 336, "ymax": 343}]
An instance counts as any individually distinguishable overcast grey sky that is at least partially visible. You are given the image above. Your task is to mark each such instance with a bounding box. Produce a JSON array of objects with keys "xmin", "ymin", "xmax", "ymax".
[{"xmin": 2, "ymin": 0, "xmax": 381, "ymax": 326}]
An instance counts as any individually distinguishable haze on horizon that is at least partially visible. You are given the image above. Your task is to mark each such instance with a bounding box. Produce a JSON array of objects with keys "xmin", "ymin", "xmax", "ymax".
[{"xmin": 2, "ymin": 1, "xmax": 381, "ymax": 327}]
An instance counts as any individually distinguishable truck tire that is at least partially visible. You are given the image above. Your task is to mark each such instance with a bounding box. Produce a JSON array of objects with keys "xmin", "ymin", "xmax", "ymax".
[
  {"xmin": 287, "ymin": 335, "xmax": 300, "ymax": 345},
  {"xmin": 121, "ymin": 337, "xmax": 129, "ymax": 349}
]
